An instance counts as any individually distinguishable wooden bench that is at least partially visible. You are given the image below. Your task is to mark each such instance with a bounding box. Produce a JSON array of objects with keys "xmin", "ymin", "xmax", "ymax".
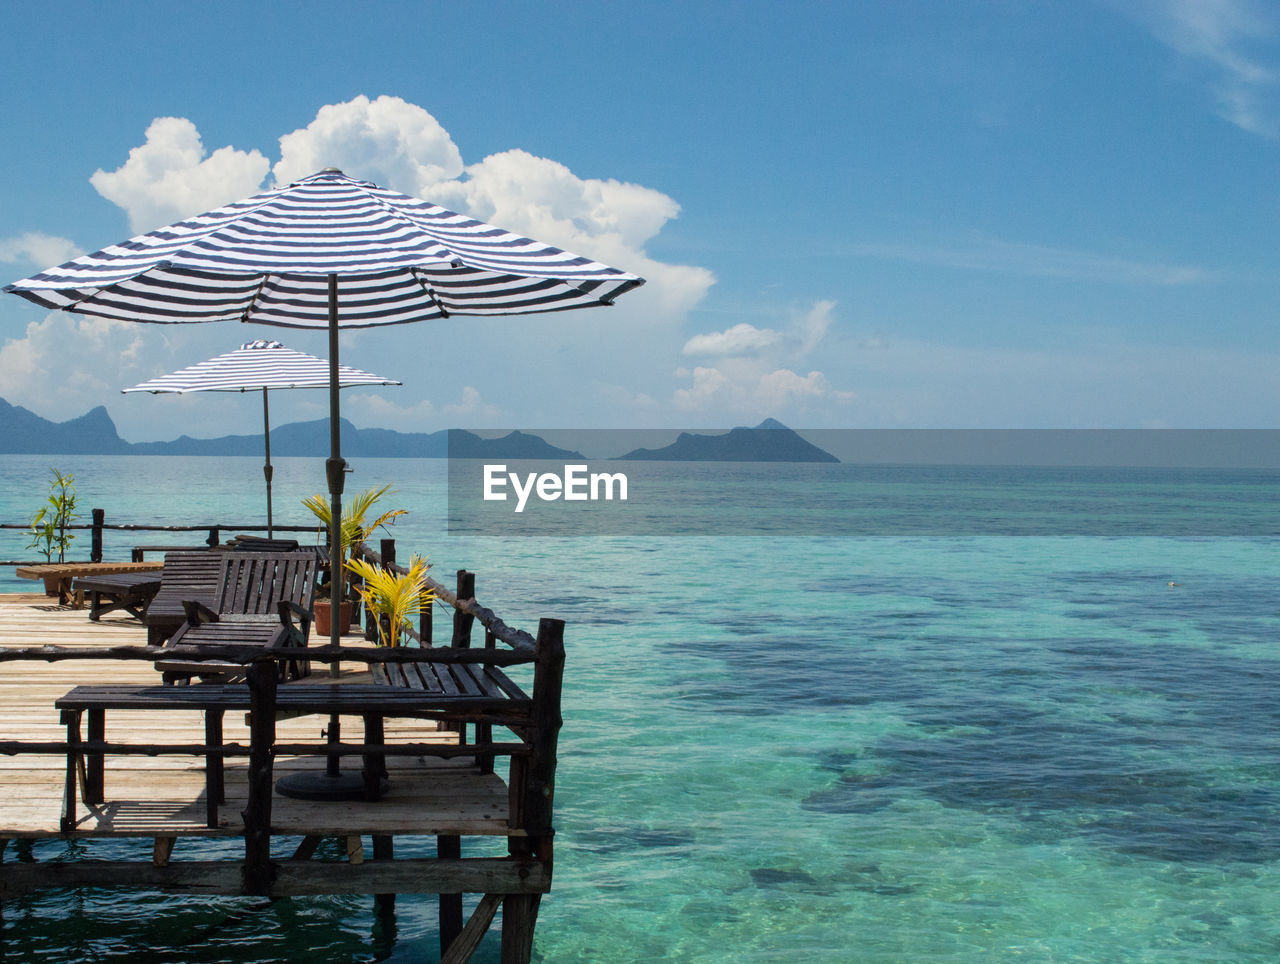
[
  {"xmin": 72, "ymin": 571, "xmax": 164, "ymax": 622},
  {"xmin": 55, "ymin": 674, "xmax": 531, "ymax": 831},
  {"xmin": 15, "ymin": 561, "xmax": 164, "ymax": 606}
]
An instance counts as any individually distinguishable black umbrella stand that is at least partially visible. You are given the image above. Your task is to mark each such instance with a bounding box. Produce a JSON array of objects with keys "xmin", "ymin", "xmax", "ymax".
[{"xmin": 277, "ymin": 274, "xmax": 386, "ymax": 801}]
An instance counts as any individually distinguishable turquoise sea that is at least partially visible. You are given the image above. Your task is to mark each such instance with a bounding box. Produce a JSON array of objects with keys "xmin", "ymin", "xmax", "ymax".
[{"xmin": 0, "ymin": 454, "xmax": 1277, "ymax": 961}]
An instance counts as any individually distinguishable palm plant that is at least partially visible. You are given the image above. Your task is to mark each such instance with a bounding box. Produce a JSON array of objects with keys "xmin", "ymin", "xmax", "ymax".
[
  {"xmin": 27, "ymin": 468, "xmax": 78, "ymax": 563},
  {"xmin": 346, "ymin": 554, "xmax": 433, "ymax": 646},
  {"xmin": 301, "ymin": 485, "xmax": 407, "ymax": 598}
]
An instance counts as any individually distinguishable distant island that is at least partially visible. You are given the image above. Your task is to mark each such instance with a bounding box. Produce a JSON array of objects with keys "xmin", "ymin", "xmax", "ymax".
[
  {"xmin": 616, "ymin": 419, "xmax": 839, "ymax": 462},
  {"xmin": 0, "ymin": 397, "xmax": 583, "ymax": 460},
  {"xmin": 0, "ymin": 399, "xmax": 837, "ymax": 463}
]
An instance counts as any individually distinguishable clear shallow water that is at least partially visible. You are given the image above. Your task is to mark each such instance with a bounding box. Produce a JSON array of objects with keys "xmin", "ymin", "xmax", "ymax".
[{"xmin": 0, "ymin": 456, "xmax": 1277, "ymax": 961}]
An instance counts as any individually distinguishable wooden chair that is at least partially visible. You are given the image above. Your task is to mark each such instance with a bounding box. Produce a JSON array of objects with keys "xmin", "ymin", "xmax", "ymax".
[
  {"xmin": 156, "ymin": 600, "xmax": 312, "ymax": 684},
  {"xmin": 144, "ymin": 552, "xmax": 226, "ymax": 645},
  {"xmin": 154, "ymin": 552, "xmax": 319, "ymax": 684}
]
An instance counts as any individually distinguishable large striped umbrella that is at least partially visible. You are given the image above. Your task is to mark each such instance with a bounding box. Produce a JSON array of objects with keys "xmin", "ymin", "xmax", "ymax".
[
  {"xmin": 123, "ymin": 339, "xmax": 401, "ymax": 537},
  {"xmin": 6, "ymin": 167, "xmax": 644, "ymax": 658}
]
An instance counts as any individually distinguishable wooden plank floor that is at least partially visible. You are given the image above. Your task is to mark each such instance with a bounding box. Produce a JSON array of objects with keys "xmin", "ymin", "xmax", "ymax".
[{"xmin": 0, "ymin": 594, "xmax": 513, "ymax": 839}]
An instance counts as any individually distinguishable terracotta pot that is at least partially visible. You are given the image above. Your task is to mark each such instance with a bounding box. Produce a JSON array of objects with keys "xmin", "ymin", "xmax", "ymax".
[
  {"xmin": 42, "ymin": 575, "xmax": 62, "ymax": 597},
  {"xmin": 314, "ymin": 600, "xmax": 353, "ymax": 636}
]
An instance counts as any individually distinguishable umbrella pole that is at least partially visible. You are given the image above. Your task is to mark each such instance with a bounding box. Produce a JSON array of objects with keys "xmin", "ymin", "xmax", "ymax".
[
  {"xmin": 262, "ymin": 387, "xmax": 273, "ymax": 538},
  {"xmin": 277, "ymin": 273, "xmax": 384, "ymax": 802},
  {"xmin": 326, "ymin": 273, "xmax": 345, "ymax": 665}
]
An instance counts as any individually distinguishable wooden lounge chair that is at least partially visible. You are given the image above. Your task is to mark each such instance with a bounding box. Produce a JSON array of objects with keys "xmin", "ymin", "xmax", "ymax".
[
  {"xmin": 156, "ymin": 551, "xmax": 319, "ymax": 684},
  {"xmin": 144, "ymin": 552, "xmax": 226, "ymax": 646},
  {"xmin": 224, "ymin": 534, "xmax": 303, "ymax": 552},
  {"xmin": 156, "ymin": 599, "xmax": 312, "ymax": 684}
]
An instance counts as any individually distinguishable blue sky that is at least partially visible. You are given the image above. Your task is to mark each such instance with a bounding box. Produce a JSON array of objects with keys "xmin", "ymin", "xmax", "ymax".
[{"xmin": 3, "ymin": 0, "xmax": 1280, "ymax": 440}]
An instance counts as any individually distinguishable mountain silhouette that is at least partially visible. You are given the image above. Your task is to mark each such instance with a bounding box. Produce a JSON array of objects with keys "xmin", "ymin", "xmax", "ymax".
[
  {"xmin": 616, "ymin": 419, "xmax": 838, "ymax": 462},
  {"xmin": 0, "ymin": 398, "xmax": 583, "ymax": 460}
]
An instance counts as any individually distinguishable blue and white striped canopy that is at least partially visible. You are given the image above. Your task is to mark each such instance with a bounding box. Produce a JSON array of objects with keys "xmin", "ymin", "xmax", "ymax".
[
  {"xmin": 5, "ymin": 169, "xmax": 644, "ymax": 328},
  {"xmin": 122, "ymin": 340, "xmax": 400, "ymax": 394}
]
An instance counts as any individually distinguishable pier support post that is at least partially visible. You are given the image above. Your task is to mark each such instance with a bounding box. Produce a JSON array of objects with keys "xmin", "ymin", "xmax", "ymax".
[
  {"xmin": 372, "ymin": 834, "xmax": 395, "ymax": 915},
  {"xmin": 438, "ymin": 834, "xmax": 463, "ymax": 955},
  {"xmin": 500, "ymin": 893, "xmax": 541, "ymax": 964},
  {"xmin": 501, "ymin": 617, "xmax": 565, "ymax": 963},
  {"xmin": 242, "ymin": 657, "xmax": 277, "ymax": 896}
]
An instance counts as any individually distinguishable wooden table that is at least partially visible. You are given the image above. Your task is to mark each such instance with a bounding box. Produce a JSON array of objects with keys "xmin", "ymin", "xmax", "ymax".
[
  {"xmin": 15, "ymin": 562, "xmax": 165, "ymax": 606},
  {"xmin": 72, "ymin": 572, "xmax": 164, "ymax": 622},
  {"xmin": 56, "ymin": 678, "xmax": 531, "ymax": 831}
]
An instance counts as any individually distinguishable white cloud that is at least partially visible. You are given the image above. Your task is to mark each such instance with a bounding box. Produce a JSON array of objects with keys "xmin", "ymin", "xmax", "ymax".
[
  {"xmin": 793, "ymin": 300, "xmax": 835, "ymax": 355},
  {"xmin": 1119, "ymin": 0, "xmax": 1280, "ymax": 136},
  {"xmin": 432, "ymin": 148, "xmax": 714, "ymax": 316},
  {"xmin": 273, "ymin": 95, "xmax": 464, "ymax": 193},
  {"xmin": 89, "ymin": 117, "xmax": 270, "ymax": 233},
  {"xmin": 0, "ymin": 313, "xmax": 148, "ymax": 419},
  {"xmin": 344, "ymin": 385, "xmax": 501, "ymax": 429},
  {"xmin": 346, "ymin": 394, "xmax": 436, "ymax": 428},
  {"xmin": 672, "ymin": 361, "xmax": 854, "ymax": 418},
  {"xmin": 682, "ymin": 322, "xmax": 782, "ymax": 356},
  {"xmin": 442, "ymin": 385, "xmax": 502, "ymax": 422},
  {"xmin": 671, "ymin": 300, "xmax": 851, "ymax": 419},
  {"xmin": 0, "ymin": 232, "xmax": 81, "ymax": 268},
  {"xmin": 683, "ymin": 299, "xmax": 838, "ymax": 359}
]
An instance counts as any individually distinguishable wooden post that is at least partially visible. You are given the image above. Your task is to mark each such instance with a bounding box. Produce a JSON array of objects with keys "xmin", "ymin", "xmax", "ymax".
[
  {"xmin": 477, "ymin": 630, "xmax": 496, "ymax": 774},
  {"xmin": 206, "ymin": 709, "xmax": 224, "ymax": 829},
  {"xmin": 362, "ymin": 714, "xmax": 386, "ymax": 801},
  {"xmin": 501, "ymin": 895, "xmax": 542, "ymax": 964},
  {"xmin": 502, "ymin": 618, "xmax": 564, "ymax": 963},
  {"xmin": 367, "ymin": 539, "xmax": 396, "ymax": 643},
  {"xmin": 412, "ymin": 536, "xmax": 431, "ymax": 644},
  {"xmin": 242, "ymin": 657, "xmax": 277, "ymax": 896},
  {"xmin": 438, "ymin": 834, "xmax": 463, "ymax": 956},
  {"xmin": 86, "ymin": 709, "xmax": 105, "ymax": 803},
  {"xmin": 523, "ymin": 618, "xmax": 565, "ymax": 846},
  {"xmin": 90, "ymin": 509, "xmax": 104, "ymax": 563},
  {"xmin": 359, "ymin": 571, "xmax": 375, "ymax": 642},
  {"xmin": 153, "ymin": 836, "xmax": 176, "ymax": 867},
  {"xmin": 452, "ymin": 570, "xmax": 475, "ymax": 647},
  {"xmin": 372, "ymin": 834, "xmax": 395, "ymax": 915},
  {"xmin": 206, "ymin": 526, "xmax": 221, "ymax": 550},
  {"xmin": 60, "ymin": 709, "xmax": 81, "ymax": 833}
]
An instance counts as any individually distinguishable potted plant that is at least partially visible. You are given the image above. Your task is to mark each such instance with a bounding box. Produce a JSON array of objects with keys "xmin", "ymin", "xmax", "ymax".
[
  {"xmin": 346, "ymin": 554, "xmax": 433, "ymax": 646},
  {"xmin": 301, "ymin": 485, "xmax": 407, "ymax": 635},
  {"xmin": 27, "ymin": 469, "xmax": 78, "ymax": 594}
]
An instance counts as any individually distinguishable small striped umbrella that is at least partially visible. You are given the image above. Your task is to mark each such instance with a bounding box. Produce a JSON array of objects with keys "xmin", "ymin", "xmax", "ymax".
[
  {"xmin": 123, "ymin": 339, "xmax": 401, "ymax": 536},
  {"xmin": 6, "ymin": 167, "xmax": 645, "ymax": 678}
]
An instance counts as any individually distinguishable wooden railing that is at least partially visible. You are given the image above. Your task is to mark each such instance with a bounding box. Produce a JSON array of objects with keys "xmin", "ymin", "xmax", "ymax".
[{"xmin": 0, "ymin": 507, "xmax": 317, "ymax": 566}]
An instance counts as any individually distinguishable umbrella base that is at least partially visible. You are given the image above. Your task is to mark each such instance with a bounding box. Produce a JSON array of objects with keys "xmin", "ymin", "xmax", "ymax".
[{"xmin": 275, "ymin": 770, "xmax": 388, "ymax": 801}]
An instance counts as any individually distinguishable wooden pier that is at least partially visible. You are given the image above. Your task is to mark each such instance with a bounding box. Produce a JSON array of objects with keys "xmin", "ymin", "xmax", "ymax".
[{"xmin": 0, "ymin": 558, "xmax": 564, "ymax": 963}]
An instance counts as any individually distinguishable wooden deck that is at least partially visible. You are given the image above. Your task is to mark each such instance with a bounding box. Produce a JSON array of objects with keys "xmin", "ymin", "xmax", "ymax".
[{"xmin": 0, "ymin": 593, "xmax": 512, "ymax": 840}]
